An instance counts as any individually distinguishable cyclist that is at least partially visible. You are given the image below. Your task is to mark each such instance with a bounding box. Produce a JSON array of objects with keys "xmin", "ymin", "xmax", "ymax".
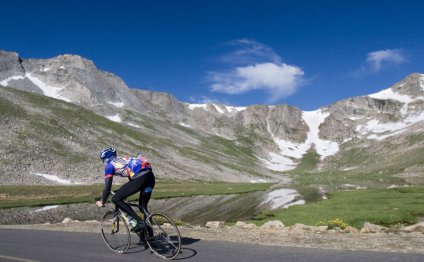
[{"xmin": 95, "ymin": 147, "xmax": 155, "ymax": 232}]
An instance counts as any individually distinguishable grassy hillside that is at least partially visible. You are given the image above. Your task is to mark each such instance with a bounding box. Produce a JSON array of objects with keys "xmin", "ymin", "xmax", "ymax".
[
  {"xmin": 0, "ymin": 86, "xmax": 275, "ymax": 184},
  {"xmin": 288, "ymin": 133, "xmax": 424, "ymax": 197}
]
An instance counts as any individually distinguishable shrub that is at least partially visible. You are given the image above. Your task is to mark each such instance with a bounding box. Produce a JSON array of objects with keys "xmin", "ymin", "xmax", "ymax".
[{"xmin": 321, "ymin": 218, "xmax": 348, "ymax": 230}]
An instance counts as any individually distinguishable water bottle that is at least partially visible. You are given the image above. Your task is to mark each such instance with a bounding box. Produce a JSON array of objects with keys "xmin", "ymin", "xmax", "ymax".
[
  {"xmin": 127, "ymin": 216, "xmax": 138, "ymax": 228},
  {"xmin": 121, "ymin": 211, "xmax": 138, "ymax": 228}
]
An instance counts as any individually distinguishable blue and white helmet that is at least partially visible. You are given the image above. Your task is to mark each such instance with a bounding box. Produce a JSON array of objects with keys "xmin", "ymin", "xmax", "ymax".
[{"xmin": 100, "ymin": 148, "xmax": 117, "ymax": 163}]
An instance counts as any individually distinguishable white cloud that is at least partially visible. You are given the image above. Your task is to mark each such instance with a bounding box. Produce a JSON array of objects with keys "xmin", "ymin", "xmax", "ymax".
[
  {"xmin": 352, "ymin": 48, "xmax": 407, "ymax": 78},
  {"xmin": 366, "ymin": 49, "xmax": 406, "ymax": 71},
  {"xmin": 219, "ymin": 39, "xmax": 282, "ymax": 65},
  {"xmin": 209, "ymin": 39, "xmax": 305, "ymax": 102},
  {"xmin": 211, "ymin": 63, "xmax": 304, "ymax": 102}
]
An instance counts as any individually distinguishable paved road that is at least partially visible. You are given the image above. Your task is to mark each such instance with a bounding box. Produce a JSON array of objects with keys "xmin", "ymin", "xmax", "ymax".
[{"xmin": 0, "ymin": 229, "xmax": 423, "ymax": 262}]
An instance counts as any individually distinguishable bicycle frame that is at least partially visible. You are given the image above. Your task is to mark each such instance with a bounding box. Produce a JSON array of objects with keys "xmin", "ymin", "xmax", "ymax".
[
  {"xmin": 110, "ymin": 191, "xmax": 149, "ymax": 221},
  {"xmin": 112, "ymin": 209, "xmax": 129, "ymax": 234},
  {"xmin": 102, "ymin": 191, "xmax": 181, "ymax": 259}
]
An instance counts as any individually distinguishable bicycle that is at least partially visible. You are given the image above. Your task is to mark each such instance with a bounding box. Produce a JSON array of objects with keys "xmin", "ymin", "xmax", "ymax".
[{"xmin": 99, "ymin": 191, "xmax": 181, "ymax": 259}]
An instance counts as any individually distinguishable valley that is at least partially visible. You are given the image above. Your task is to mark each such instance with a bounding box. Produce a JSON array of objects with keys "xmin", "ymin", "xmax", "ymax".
[{"xmin": 1, "ymin": 50, "xmax": 424, "ymax": 229}]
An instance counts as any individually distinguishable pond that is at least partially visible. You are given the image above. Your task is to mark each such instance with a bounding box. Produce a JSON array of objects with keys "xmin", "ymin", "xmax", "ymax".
[
  {"xmin": 0, "ymin": 187, "xmax": 305, "ymax": 225},
  {"xmin": 149, "ymin": 187, "xmax": 304, "ymax": 225}
]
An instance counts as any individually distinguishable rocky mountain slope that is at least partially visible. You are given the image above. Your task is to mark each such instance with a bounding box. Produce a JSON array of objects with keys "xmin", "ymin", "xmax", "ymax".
[
  {"xmin": 0, "ymin": 50, "xmax": 423, "ymax": 188},
  {"xmin": 0, "ymin": 85, "xmax": 276, "ymax": 184}
]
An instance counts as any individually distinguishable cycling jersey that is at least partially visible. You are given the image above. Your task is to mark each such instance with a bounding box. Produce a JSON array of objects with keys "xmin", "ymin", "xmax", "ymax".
[{"xmin": 104, "ymin": 155, "xmax": 152, "ymax": 180}]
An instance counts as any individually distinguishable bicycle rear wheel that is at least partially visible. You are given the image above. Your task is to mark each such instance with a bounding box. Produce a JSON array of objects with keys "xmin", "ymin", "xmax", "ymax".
[
  {"xmin": 145, "ymin": 213, "xmax": 181, "ymax": 259},
  {"xmin": 101, "ymin": 211, "xmax": 131, "ymax": 253}
]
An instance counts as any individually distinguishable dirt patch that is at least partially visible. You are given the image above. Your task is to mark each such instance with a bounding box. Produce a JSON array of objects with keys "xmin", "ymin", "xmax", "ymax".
[{"xmin": 183, "ymin": 226, "xmax": 424, "ymax": 254}]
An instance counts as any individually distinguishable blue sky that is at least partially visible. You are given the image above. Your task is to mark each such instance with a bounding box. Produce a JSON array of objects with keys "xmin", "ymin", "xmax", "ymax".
[{"xmin": 1, "ymin": 0, "xmax": 423, "ymax": 110}]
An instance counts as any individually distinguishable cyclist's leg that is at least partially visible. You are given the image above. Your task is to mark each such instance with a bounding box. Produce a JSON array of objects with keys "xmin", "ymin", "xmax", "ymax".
[
  {"xmin": 139, "ymin": 171, "xmax": 156, "ymax": 217},
  {"xmin": 138, "ymin": 172, "xmax": 155, "ymax": 241},
  {"xmin": 112, "ymin": 179, "xmax": 145, "ymax": 222}
]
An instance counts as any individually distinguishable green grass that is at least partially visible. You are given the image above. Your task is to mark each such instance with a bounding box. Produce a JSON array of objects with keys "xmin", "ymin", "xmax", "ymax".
[
  {"xmin": 0, "ymin": 96, "xmax": 28, "ymax": 117},
  {"xmin": 251, "ymin": 186, "xmax": 424, "ymax": 228},
  {"xmin": 0, "ymin": 185, "xmax": 104, "ymax": 209},
  {"xmin": 289, "ymin": 137, "xmax": 424, "ymax": 193},
  {"xmin": 204, "ymin": 135, "xmax": 254, "ymax": 160},
  {"xmin": 292, "ymin": 149, "xmax": 320, "ymax": 173},
  {"xmin": 0, "ymin": 182, "xmax": 273, "ymax": 209}
]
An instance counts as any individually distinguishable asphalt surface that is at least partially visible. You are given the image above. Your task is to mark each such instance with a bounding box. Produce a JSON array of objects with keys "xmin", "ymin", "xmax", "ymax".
[{"xmin": 0, "ymin": 229, "xmax": 423, "ymax": 262}]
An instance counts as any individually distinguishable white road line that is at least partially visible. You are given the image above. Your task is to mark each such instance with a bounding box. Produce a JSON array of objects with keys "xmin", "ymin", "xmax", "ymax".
[{"xmin": 0, "ymin": 255, "xmax": 40, "ymax": 262}]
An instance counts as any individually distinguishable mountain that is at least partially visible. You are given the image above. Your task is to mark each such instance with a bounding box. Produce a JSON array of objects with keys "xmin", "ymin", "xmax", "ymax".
[{"xmin": 0, "ymin": 50, "xmax": 423, "ymax": 189}]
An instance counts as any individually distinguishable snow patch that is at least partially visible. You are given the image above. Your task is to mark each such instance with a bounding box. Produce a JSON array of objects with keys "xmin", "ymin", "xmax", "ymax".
[
  {"xmin": 216, "ymin": 104, "xmax": 247, "ymax": 114},
  {"xmin": 421, "ymin": 75, "xmax": 424, "ymax": 91},
  {"xmin": 249, "ymin": 179, "xmax": 269, "ymax": 183},
  {"xmin": 213, "ymin": 104, "xmax": 225, "ymax": 114},
  {"xmin": 368, "ymin": 88, "xmax": 414, "ymax": 116},
  {"xmin": 356, "ymin": 111, "xmax": 424, "ymax": 140},
  {"xmin": 179, "ymin": 122, "xmax": 191, "ymax": 128},
  {"xmin": 188, "ymin": 104, "xmax": 207, "ymax": 110},
  {"xmin": 342, "ymin": 166, "xmax": 357, "ymax": 171},
  {"xmin": 106, "ymin": 114, "xmax": 122, "ymax": 123},
  {"xmin": 215, "ymin": 133, "xmax": 234, "ymax": 140},
  {"xmin": 263, "ymin": 109, "xmax": 339, "ymax": 172},
  {"xmin": 343, "ymin": 137, "xmax": 352, "ymax": 143},
  {"xmin": 26, "ymin": 73, "xmax": 72, "ymax": 102},
  {"xmin": 303, "ymin": 110, "xmax": 340, "ymax": 158},
  {"xmin": 107, "ymin": 101, "xmax": 124, "ymax": 108},
  {"xmin": 262, "ymin": 189, "xmax": 305, "ymax": 209},
  {"xmin": 187, "ymin": 103, "xmax": 246, "ymax": 114},
  {"xmin": 34, "ymin": 173, "xmax": 83, "ymax": 185},
  {"xmin": 360, "ymin": 86, "xmax": 424, "ymax": 140},
  {"xmin": 227, "ymin": 105, "xmax": 246, "ymax": 112},
  {"xmin": 261, "ymin": 153, "xmax": 297, "ymax": 171},
  {"xmin": 127, "ymin": 123, "xmax": 140, "ymax": 128},
  {"xmin": 34, "ymin": 205, "xmax": 59, "ymax": 212},
  {"xmin": 349, "ymin": 116, "xmax": 364, "ymax": 121},
  {"xmin": 0, "ymin": 75, "xmax": 25, "ymax": 86},
  {"xmin": 368, "ymin": 88, "xmax": 413, "ymax": 104}
]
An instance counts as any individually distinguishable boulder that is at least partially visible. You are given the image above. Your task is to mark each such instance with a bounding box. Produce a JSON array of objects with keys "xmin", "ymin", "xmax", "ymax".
[
  {"xmin": 360, "ymin": 222, "xmax": 387, "ymax": 233},
  {"xmin": 235, "ymin": 221, "xmax": 247, "ymax": 227},
  {"xmin": 205, "ymin": 221, "xmax": 225, "ymax": 228},
  {"xmin": 62, "ymin": 217, "xmax": 73, "ymax": 224},
  {"xmin": 84, "ymin": 220, "xmax": 99, "ymax": 224},
  {"xmin": 343, "ymin": 226, "xmax": 359, "ymax": 234},
  {"xmin": 402, "ymin": 222, "xmax": 424, "ymax": 233},
  {"xmin": 260, "ymin": 220, "xmax": 284, "ymax": 230},
  {"xmin": 243, "ymin": 223, "xmax": 258, "ymax": 229}
]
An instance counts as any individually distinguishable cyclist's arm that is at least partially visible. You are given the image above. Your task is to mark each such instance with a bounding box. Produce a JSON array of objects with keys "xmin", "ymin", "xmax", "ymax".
[
  {"xmin": 99, "ymin": 163, "xmax": 115, "ymax": 206},
  {"xmin": 101, "ymin": 176, "xmax": 113, "ymax": 205}
]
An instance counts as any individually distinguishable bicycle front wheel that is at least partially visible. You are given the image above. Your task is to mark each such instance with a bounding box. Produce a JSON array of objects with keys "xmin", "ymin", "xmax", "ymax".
[
  {"xmin": 145, "ymin": 213, "xmax": 181, "ymax": 260},
  {"xmin": 101, "ymin": 211, "xmax": 131, "ymax": 253}
]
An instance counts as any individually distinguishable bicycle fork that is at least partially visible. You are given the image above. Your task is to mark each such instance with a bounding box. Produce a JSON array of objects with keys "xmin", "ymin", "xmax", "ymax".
[{"xmin": 111, "ymin": 210, "xmax": 122, "ymax": 234}]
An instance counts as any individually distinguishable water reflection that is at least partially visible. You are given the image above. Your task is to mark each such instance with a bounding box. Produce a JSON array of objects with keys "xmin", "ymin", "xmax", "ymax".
[{"xmin": 149, "ymin": 188, "xmax": 305, "ymax": 225}]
